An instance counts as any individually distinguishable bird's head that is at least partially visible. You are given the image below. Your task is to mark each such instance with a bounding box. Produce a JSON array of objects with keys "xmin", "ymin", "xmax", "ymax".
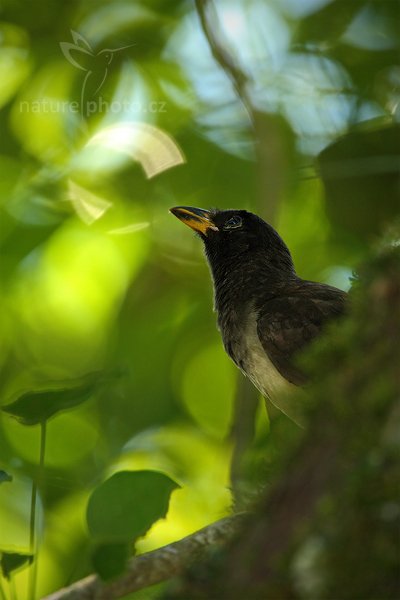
[{"xmin": 170, "ymin": 206, "xmax": 295, "ymax": 275}]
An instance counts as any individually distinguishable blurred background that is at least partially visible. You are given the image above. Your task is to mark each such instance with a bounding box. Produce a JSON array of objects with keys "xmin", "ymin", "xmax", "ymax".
[{"xmin": 0, "ymin": 0, "xmax": 398, "ymax": 597}]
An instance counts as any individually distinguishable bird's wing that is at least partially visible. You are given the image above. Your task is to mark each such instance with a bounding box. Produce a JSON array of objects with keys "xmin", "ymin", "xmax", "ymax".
[{"xmin": 256, "ymin": 283, "xmax": 347, "ymax": 386}]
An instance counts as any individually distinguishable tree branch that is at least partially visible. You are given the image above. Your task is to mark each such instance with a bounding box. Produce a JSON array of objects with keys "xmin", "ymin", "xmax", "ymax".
[
  {"xmin": 194, "ymin": 0, "xmax": 289, "ymax": 224},
  {"xmin": 43, "ymin": 514, "xmax": 246, "ymax": 600},
  {"xmin": 194, "ymin": 0, "xmax": 253, "ymax": 124},
  {"xmin": 195, "ymin": 0, "xmax": 289, "ymax": 506}
]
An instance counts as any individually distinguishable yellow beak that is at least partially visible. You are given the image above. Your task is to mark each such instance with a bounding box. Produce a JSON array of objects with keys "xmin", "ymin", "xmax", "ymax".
[{"xmin": 170, "ymin": 206, "xmax": 219, "ymax": 235}]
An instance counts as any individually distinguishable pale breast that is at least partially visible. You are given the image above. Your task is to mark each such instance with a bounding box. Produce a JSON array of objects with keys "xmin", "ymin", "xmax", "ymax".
[
  {"xmin": 242, "ymin": 312, "xmax": 293, "ymax": 398},
  {"xmin": 223, "ymin": 309, "xmax": 305, "ymax": 426}
]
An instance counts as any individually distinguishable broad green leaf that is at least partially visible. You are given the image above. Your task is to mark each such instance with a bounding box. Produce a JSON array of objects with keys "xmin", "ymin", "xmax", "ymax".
[
  {"xmin": 87, "ymin": 470, "xmax": 179, "ymax": 543},
  {"xmin": 1, "ymin": 374, "xmax": 100, "ymax": 425},
  {"xmin": 0, "ymin": 471, "xmax": 12, "ymax": 484},
  {"xmin": 319, "ymin": 123, "xmax": 400, "ymax": 241},
  {"xmin": 181, "ymin": 343, "xmax": 235, "ymax": 439},
  {"xmin": 0, "ymin": 552, "xmax": 33, "ymax": 579},
  {"xmin": 92, "ymin": 542, "xmax": 130, "ymax": 580},
  {"xmin": 295, "ymin": 0, "xmax": 365, "ymax": 43}
]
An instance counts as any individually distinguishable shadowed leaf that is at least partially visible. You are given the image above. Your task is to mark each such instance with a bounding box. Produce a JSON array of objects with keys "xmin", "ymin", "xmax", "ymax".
[
  {"xmin": 295, "ymin": 0, "xmax": 365, "ymax": 43},
  {"xmin": 1, "ymin": 374, "xmax": 100, "ymax": 425},
  {"xmin": 0, "ymin": 471, "xmax": 12, "ymax": 484},
  {"xmin": 87, "ymin": 470, "xmax": 179, "ymax": 543},
  {"xmin": 92, "ymin": 542, "xmax": 130, "ymax": 580},
  {"xmin": 319, "ymin": 123, "xmax": 400, "ymax": 242},
  {"xmin": 0, "ymin": 552, "xmax": 33, "ymax": 579}
]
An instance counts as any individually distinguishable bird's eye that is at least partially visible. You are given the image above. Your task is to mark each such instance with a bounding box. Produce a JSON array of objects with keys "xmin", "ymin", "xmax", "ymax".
[{"xmin": 223, "ymin": 215, "xmax": 243, "ymax": 230}]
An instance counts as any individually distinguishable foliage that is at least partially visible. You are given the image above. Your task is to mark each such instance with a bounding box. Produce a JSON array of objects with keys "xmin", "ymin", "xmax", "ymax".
[
  {"xmin": 164, "ymin": 235, "xmax": 400, "ymax": 599},
  {"xmin": 2, "ymin": 373, "xmax": 100, "ymax": 425},
  {"xmin": 0, "ymin": 552, "xmax": 33, "ymax": 580},
  {"xmin": 0, "ymin": 0, "xmax": 398, "ymax": 598}
]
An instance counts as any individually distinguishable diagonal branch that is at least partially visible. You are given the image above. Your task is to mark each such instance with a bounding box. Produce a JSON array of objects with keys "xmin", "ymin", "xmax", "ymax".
[
  {"xmin": 194, "ymin": 0, "xmax": 288, "ymax": 225},
  {"xmin": 43, "ymin": 514, "xmax": 246, "ymax": 600},
  {"xmin": 194, "ymin": 0, "xmax": 254, "ymax": 126},
  {"xmin": 194, "ymin": 0, "xmax": 287, "ymax": 503}
]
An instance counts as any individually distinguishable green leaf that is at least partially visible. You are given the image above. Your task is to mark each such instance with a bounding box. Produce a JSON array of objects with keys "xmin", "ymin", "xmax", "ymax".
[
  {"xmin": 87, "ymin": 470, "xmax": 179, "ymax": 543},
  {"xmin": 0, "ymin": 471, "xmax": 12, "ymax": 484},
  {"xmin": 319, "ymin": 123, "xmax": 400, "ymax": 241},
  {"xmin": 295, "ymin": 0, "xmax": 365, "ymax": 43},
  {"xmin": 92, "ymin": 542, "xmax": 130, "ymax": 580},
  {"xmin": 0, "ymin": 552, "xmax": 33, "ymax": 579},
  {"xmin": 1, "ymin": 374, "xmax": 100, "ymax": 425},
  {"xmin": 181, "ymin": 342, "xmax": 235, "ymax": 439}
]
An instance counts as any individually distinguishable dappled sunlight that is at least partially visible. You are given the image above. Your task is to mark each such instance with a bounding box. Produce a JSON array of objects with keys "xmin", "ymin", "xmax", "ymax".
[
  {"xmin": 9, "ymin": 219, "xmax": 148, "ymax": 370},
  {"xmin": 178, "ymin": 343, "xmax": 236, "ymax": 440},
  {"xmin": 216, "ymin": 0, "xmax": 291, "ymax": 72},
  {"xmin": 68, "ymin": 180, "xmax": 112, "ymax": 224},
  {"xmin": 167, "ymin": 0, "xmax": 394, "ymax": 156},
  {"xmin": 342, "ymin": 3, "xmax": 399, "ymax": 50},
  {"xmin": 113, "ymin": 425, "xmax": 232, "ymax": 552},
  {"xmin": 37, "ymin": 492, "xmax": 89, "ymax": 598},
  {"xmin": 108, "ymin": 221, "xmax": 149, "ymax": 235},
  {"xmin": 137, "ymin": 482, "xmax": 231, "ymax": 553},
  {"xmin": 85, "ymin": 122, "xmax": 185, "ymax": 178},
  {"xmin": 79, "ymin": 2, "xmax": 161, "ymax": 46},
  {"xmin": 102, "ymin": 62, "xmax": 152, "ymax": 124},
  {"xmin": 0, "ymin": 474, "xmax": 40, "ymax": 552},
  {"xmin": 0, "ymin": 0, "xmax": 397, "ymax": 595},
  {"xmin": 10, "ymin": 61, "xmax": 78, "ymax": 163},
  {"xmin": 0, "ymin": 23, "xmax": 31, "ymax": 108},
  {"xmin": 3, "ymin": 408, "xmax": 100, "ymax": 468}
]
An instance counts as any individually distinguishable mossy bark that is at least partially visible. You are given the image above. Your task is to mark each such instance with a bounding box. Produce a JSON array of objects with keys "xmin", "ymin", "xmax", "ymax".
[{"xmin": 165, "ymin": 239, "xmax": 400, "ymax": 600}]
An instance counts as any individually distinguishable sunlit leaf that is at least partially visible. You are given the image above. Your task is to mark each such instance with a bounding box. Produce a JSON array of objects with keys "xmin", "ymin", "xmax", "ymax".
[
  {"xmin": 118, "ymin": 425, "xmax": 233, "ymax": 553},
  {"xmin": 10, "ymin": 62, "xmax": 76, "ymax": 163},
  {"xmin": 0, "ymin": 23, "xmax": 31, "ymax": 108},
  {"xmin": 2, "ymin": 374, "xmax": 100, "ymax": 425},
  {"xmin": 87, "ymin": 470, "xmax": 179, "ymax": 543},
  {"xmin": 0, "ymin": 477, "xmax": 39, "ymax": 549},
  {"xmin": 181, "ymin": 343, "xmax": 236, "ymax": 439},
  {"xmin": 5, "ymin": 408, "xmax": 100, "ymax": 467},
  {"xmin": 0, "ymin": 471, "xmax": 12, "ymax": 484},
  {"xmin": 92, "ymin": 542, "xmax": 130, "ymax": 580},
  {"xmin": 0, "ymin": 552, "xmax": 33, "ymax": 579}
]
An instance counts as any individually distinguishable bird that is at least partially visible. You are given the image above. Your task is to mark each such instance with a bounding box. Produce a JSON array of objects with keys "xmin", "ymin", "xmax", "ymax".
[
  {"xmin": 170, "ymin": 206, "xmax": 347, "ymax": 426},
  {"xmin": 60, "ymin": 30, "xmax": 134, "ymax": 118}
]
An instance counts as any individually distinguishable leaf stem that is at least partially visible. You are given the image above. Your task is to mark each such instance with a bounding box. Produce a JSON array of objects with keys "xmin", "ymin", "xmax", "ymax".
[
  {"xmin": 9, "ymin": 576, "xmax": 16, "ymax": 600},
  {"xmin": 0, "ymin": 578, "xmax": 8, "ymax": 600},
  {"xmin": 28, "ymin": 421, "xmax": 47, "ymax": 600}
]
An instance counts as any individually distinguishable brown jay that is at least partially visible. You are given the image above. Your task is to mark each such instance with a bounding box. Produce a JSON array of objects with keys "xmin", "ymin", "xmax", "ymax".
[{"xmin": 170, "ymin": 206, "xmax": 347, "ymax": 425}]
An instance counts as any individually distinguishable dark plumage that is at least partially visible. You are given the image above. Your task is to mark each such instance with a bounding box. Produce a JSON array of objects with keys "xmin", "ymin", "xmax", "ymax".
[{"xmin": 170, "ymin": 206, "xmax": 347, "ymax": 424}]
